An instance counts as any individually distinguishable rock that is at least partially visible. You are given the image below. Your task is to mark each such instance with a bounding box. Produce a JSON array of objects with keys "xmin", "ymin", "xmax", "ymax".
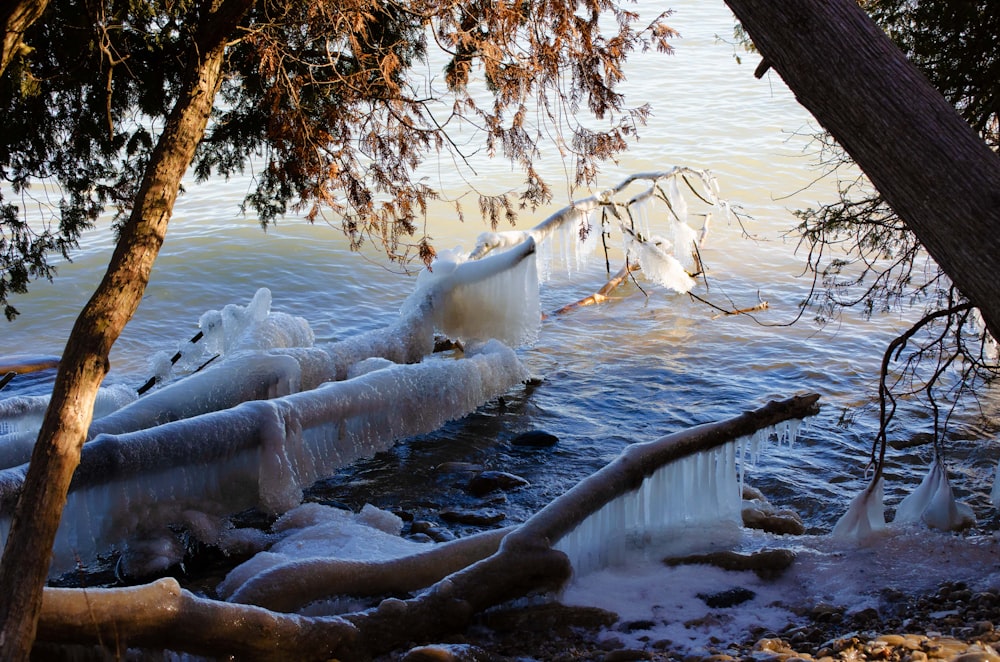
[
  {"xmin": 438, "ymin": 508, "xmax": 506, "ymax": 526},
  {"xmin": 402, "ymin": 644, "xmax": 491, "ymax": 661},
  {"xmin": 663, "ymin": 548, "xmax": 796, "ymax": 579},
  {"xmin": 466, "ymin": 470, "xmax": 530, "ymax": 497},
  {"xmin": 952, "ymin": 653, "xmax": 1000, "ymax": 662},
  {"xmin": 742, "ymin": 505, "xmax": 806, "ymax": 535},
  {"xmin": 511, "ymin": 430, "xmax": 559, "ymax": 447},
  {"xmin": 434, "ymin": 461, "xmax": 483, "ymax": 475},
  {"xmin": 603, "ymin": 650, "xmax": 654, "ymax": 661},
  {"xmin": 697, "ymin": 587, "xmax": 756, "ymax": 608}
]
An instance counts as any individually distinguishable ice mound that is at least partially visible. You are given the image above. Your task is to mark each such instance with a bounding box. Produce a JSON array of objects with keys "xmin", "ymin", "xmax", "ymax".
[{"xmin": 894, "ymin": 459, "xmax": 975, "ymax": 531}]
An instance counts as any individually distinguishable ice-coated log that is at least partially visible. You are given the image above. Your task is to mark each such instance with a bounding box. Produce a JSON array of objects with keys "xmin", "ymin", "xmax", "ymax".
[
  {"xmin": 89, "ymin": 352, "xmax": 306, "ymax": 438},
  {"xmin": 0, "ymin": 385, "xmax": 138, "ymax": 470},
  {"xmin": 0, "ymin": 341, "xmax": 528, "ymax": 576}
]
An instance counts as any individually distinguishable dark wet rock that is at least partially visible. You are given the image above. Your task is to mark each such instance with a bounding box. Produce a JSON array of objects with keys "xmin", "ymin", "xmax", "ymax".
[
  {"xmin": 434, "ymin": 461, "xmax": 484, "ymax": 475},
  {"xmin": 466, "ymin": 470, "xmax": 530, "ymax": 497},
  {"xmin": 620, "ymin": 620, "xmax": 657, "ymax": 633},
  {"xmin": 511, "ymin": 430, "xmax": 559, "ymax": 447},
  {"xmin": 479, "ymin": 603, "xmax": 618, "ymax": 635},
  {"xmin": 409, "ymin": 519, "xmax": 457, "ymax": 541},
  {"xmin": 401, "ymin": 643, "xmax": 491, "ymax": 661},
  {"xmin": 663, "ymin": 548, "xmax": 796, "ymax": 580},
  {"xmin": 603, "ymin": 650, "xmax": 655, "ymax": 661},
  {"xmin": 438, "ymin": 508, "xmax": 506, "ymax": 526},
  {"xmin": 697, "ymin": 587, "xmax": 756, "ymax": 608}
]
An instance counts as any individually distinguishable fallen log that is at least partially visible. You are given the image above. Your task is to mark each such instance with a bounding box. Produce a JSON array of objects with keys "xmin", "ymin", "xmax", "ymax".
[{"xmin": 34, "ymin": 394, "xmax": 821, "ymax": 660}]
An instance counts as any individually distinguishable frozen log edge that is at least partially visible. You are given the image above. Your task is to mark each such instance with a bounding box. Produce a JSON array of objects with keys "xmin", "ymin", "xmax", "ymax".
[{"xmin": 0, "ymin": 340, "xmax": 528, "ymax": 576}]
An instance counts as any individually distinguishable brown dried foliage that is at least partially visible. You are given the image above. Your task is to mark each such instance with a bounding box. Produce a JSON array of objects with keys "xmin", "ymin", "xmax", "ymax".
[{"xmin": 223, "ymin": 0, "xmax": 676, "ymax": 266}]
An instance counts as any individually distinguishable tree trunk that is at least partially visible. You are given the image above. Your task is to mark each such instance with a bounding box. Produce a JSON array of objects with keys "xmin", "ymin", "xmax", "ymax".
[
  {"xmin": 0, "ymin": 0, "xmax": 48, "ymax": 77},
  {"xmin": 0, "ymin": 1, "xmax": 252, "ymax": 657},
  {"xmin": 722, "ymin": 0, "xmax": 1000, "ymax": 342}
]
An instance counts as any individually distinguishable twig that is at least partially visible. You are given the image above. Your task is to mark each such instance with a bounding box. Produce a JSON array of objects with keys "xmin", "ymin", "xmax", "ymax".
[
  {"xmin": 688, "ymin": 291, "xmax": 769, "ymax": 319},
  {"xmin": 552, "ymin": 263, "xmax": 637, "ymax": 315}
]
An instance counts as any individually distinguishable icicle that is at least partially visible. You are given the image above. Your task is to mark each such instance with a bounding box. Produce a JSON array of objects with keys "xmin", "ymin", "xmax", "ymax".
[
  {"xmin": 670, "ymin": 216, "xmax": 699, "ymax": 272},
  {"xmin": 894, "ymin": 459, "xmax": 975, "ymax": 531},
  {"xmin": 554, "ymin": 443, "xmax": 742, "ymax": 577},
  {"xmin": 698, "ymin": 212, "xmax": 712, "ymax": 248},
  {"xmin": 665, "ymin": 177, "xmax": 689, "ymax": 225},
  {"xmin": 411, "ymin": 238, "xmax": 541, "ymax": 347},
  {"xmin": 623, "ymin": 231, "xmax": 696, "ymax": 294},
  {"xmin": 831, "ymin": 477, "xmax": 885, "ymax": 539}
]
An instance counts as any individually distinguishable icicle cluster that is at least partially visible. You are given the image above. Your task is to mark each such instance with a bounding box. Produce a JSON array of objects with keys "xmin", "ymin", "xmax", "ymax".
[
  {"xmin": 555, "ymin": 443, "xmax": 741, "ymax": 576},
  {"xmin": 555, "ymin": 421, "xmax": 800, "ymax": 578},
  {"xmin": 405, "ymin": 238, "xmax": 541, "ymax": 347}
]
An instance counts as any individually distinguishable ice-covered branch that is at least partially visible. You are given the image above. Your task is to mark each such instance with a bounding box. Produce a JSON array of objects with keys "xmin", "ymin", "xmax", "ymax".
[
  {"xmin": 225, "ymin": 526, "xmax": 513, "ymax": 612},
  {"xmin": 33, "ymin": 394, "xmax": 820, "ymax": 660},
  {"xmin": 469, "ymin": 168, "xmax": 729, "ymax": 261}
]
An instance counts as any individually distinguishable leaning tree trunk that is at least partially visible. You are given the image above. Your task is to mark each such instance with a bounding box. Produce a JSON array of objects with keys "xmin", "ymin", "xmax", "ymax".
[
  {"xmin": 723, "ymin": 0, "xmax": 1000, "ymax": 342},
  {"xmin": 0, "ymin": 1, "xmax": 252, "ymax": 657},
  {"xmin": 0, "ymin": 0, "xmax": 48, "ymax": 77}
]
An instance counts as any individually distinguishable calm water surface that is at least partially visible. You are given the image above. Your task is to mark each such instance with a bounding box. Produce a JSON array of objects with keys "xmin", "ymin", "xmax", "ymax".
[{"xmin": 4, "ymin": 0, "xmax": 999, "ymax": 552}]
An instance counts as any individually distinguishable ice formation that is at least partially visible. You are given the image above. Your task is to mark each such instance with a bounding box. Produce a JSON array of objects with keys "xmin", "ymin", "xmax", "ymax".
[
  {"xmin": 217, "ymin": 503, "xmax": 422, "ymax": 601},
  {"xmin": 554, "ymin": 422, "xmax": 799, "ymax": 578},
  {"xmin": 147, "ymin": 287, "xmax": 314, "ymax": 386},
  {"xmin": 404, "ymin": 238, "xmax": 540, "ymax": 347},
  {"xmin": 0, "ymin": 385, "xmax": 137, "ymax": 469},
  {"xmin": 831, "ymin": 477, "xmax": 886, "ymax": 539},
  {"xmin": 622, "ymin": 229, "xmax": 697, "ymax": 294},
  {"xmin": 555, "ymin": 443, "xmax": 743, "ymax": 576},
  {"xmin": 0, "ymin": 238, "xmax": 543, "ymax": 576},
  {"xmin": 468, "ymin": 168, "xmax": 728, "ymax": 297},
  {"xmin": 894, "ymin": 458, "xmax": 975, "ymax": 531}
]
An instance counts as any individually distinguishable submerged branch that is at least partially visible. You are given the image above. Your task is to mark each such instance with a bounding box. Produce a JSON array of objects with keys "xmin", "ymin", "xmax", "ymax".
[{"xmin": 552, "ymin": 262, "xmax": 637, "ymax": 315}]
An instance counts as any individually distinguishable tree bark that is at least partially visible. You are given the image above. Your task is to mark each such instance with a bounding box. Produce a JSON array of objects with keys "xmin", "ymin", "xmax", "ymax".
[
  {"xmin": 0, "ymin": 1, "xmax": 252, "ymax": 657},
  {"xmin": 722, "ymin": 0, "xmax": 1000, "ymax": 342},
  {"xmin": 0, "ymin": 0, "xmax": 48, "ymax": 77}
]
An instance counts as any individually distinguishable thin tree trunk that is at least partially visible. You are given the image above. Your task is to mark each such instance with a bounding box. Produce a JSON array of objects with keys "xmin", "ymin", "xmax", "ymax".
[
  {"xmin": 0, "ymin": 0, "xmax": 48, "ymax": 77},
  {"xmin": 723, "ymin": 0, "xmax": 1000, "ymax": 341},
  {"xmin": 0, "ymin": 1, "xmax": 252, "ymax": 657}
]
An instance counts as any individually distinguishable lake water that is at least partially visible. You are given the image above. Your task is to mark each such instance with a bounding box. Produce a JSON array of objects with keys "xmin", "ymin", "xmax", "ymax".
[{"xmin": 3, "ymin": 0, "xmax": 999, "ymax": 572}]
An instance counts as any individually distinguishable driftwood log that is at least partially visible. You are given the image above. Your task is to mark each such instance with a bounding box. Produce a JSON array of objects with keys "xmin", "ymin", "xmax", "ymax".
[{"xmin": 35, "ymin": 394, "xmax": 820, "ymax": 660}]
